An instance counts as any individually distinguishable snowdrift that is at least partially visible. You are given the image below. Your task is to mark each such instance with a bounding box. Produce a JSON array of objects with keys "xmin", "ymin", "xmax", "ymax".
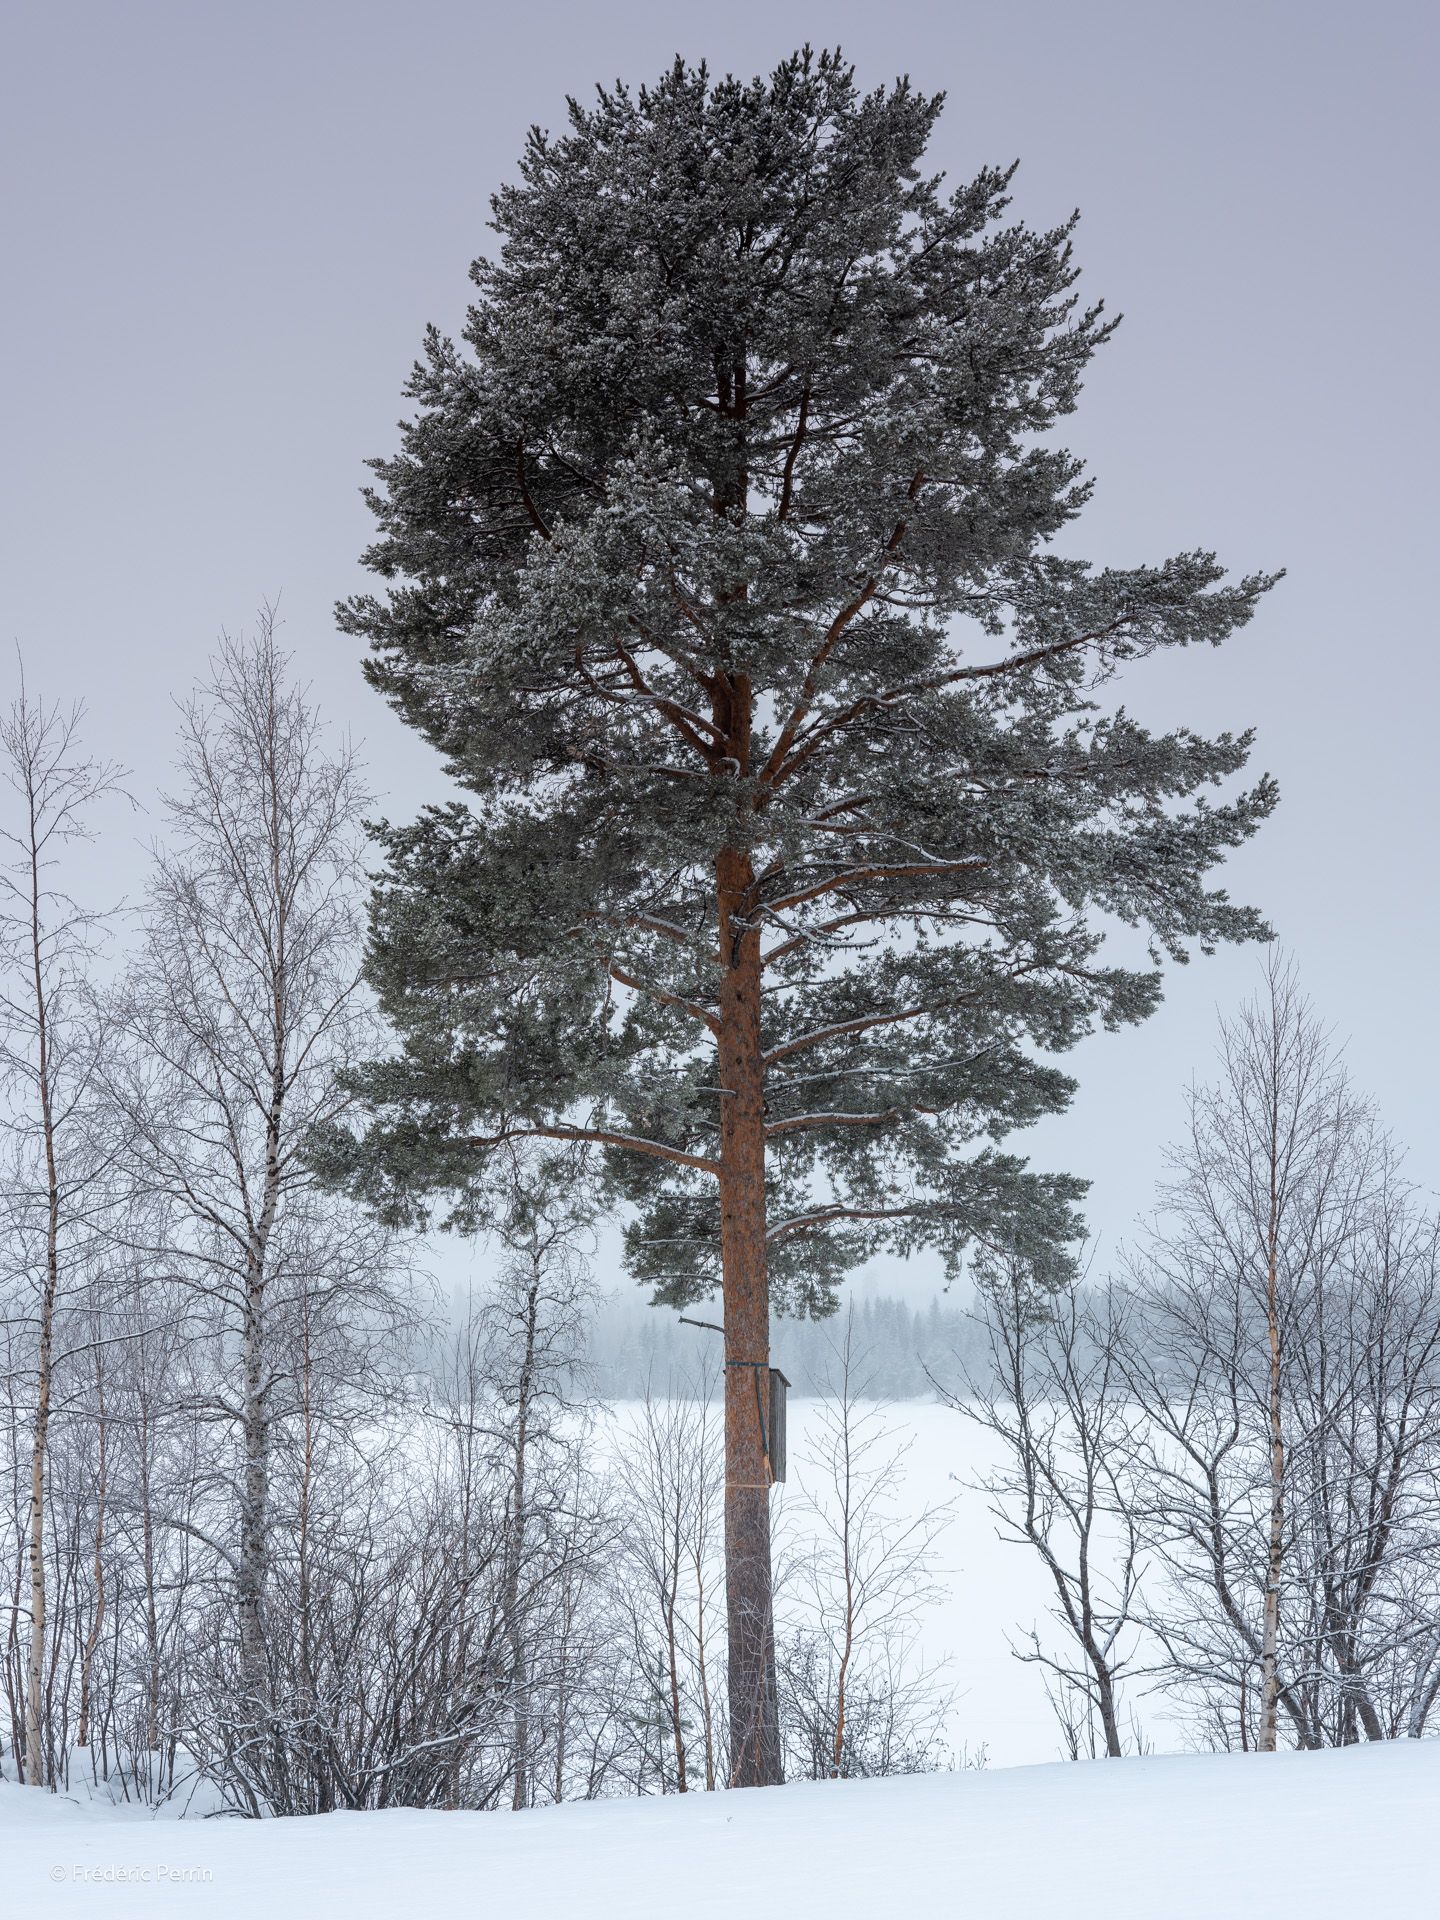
[{"xmin": 4, "ymin": 1739, "xmax": 1431, "ymax": 1919}]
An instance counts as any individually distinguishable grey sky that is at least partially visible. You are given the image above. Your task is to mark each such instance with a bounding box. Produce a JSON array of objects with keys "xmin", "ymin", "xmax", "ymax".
[{"xmin": 3, "ymin": 0, "xmax": 1436, "ymax": 1287}]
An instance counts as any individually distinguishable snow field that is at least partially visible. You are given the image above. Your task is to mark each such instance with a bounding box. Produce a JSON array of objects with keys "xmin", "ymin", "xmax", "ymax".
[
  {"xmin": 3, "ymin": 1395, "xmax": 1429, "ymax": 1917},
  {"xmin": 4, "ymin": 1738, "xmax": 1432, "ymax": 1918}
]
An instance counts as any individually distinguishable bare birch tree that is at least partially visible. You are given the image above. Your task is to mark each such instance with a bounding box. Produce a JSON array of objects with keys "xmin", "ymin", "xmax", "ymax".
[
  {"xmin": 948, "ymin": 1261, "xmax": 1144, "ymax": 1758},
  {"xmin": 609, "ymin": 1376, "xmax": 725, "ymax": 1793},
  {"xmin": 458, "ymin": 1149, "xmax": 601, "ymax": 1808},
  {"xmin": 105, "ymin": 613, "xmax": 383, "ymax": 1730},
  {"xmin": 0, "ymin": 675, "xmax": 125, "ymax": 1787},
  {"xmin": 780, "ymin": 1319, "xmax": 953, "ymax": 1780},
  {"xmin": 1118, "ymin": 955, "xmax": 1381, "ymax": 1749}
]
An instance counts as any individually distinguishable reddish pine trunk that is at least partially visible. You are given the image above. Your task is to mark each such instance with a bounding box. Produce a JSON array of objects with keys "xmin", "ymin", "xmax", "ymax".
[{"xmin": 716, "ymin": 842, "xmax": 782, "ymax": 1787}]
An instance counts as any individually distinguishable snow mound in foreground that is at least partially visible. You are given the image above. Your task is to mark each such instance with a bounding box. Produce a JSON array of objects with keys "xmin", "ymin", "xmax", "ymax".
[{"xmin": 3, "ymin": 1740, "xmax": 1431, "ymax": 1919}]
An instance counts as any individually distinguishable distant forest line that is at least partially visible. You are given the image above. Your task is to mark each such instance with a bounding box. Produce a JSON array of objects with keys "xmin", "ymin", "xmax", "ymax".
[{"xmin": 581, "ymin": 1291, "xmax": 982, "ymax": 1401}]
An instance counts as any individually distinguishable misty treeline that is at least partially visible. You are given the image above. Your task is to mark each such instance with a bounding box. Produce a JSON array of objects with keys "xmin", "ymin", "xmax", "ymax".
[
  {"xmin": 587, "ymin": 1292, "xmax": 982, "ymax": 1402},
  {"xmin": 958, "ymin": 957, "xmax": 1440, "ymax": 1759},
  {"xmin": 0, "ymin": 627, "xmax": 951, "ymax": 1810}
]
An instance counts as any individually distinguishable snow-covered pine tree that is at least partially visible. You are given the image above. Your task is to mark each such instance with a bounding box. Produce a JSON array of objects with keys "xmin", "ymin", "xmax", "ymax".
[{"xmin": 323, "ymin": 50, "xmax": 1278, "ymax": 1785}]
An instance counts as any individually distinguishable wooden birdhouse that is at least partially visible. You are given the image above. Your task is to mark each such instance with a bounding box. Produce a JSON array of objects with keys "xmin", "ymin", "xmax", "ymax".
[{"xmin": 767, "ymin": 1368, "xmax": 790, "ymax": 1484}]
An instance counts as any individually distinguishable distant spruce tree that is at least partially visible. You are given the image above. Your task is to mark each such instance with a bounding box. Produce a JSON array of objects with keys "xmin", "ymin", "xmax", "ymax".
[{"xmin": 325, "ymin": 50, "xmax": 1277, "ymax": 1784}]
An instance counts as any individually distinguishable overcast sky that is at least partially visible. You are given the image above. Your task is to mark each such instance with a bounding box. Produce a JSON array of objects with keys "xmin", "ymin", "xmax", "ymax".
[{"xmin": 3, "ymin": 0, "xmax": 1436, "ymax": 1295}]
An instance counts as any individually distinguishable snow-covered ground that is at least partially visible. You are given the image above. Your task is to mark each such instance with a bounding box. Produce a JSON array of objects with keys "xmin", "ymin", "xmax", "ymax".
[
  {"xmin": 3, "ymin": 1395, "xmax": 1430, "ymax": 1914},
  {"xmin": 5, "ymin": 1740, "xmax": 1433, "ymax": 1917}
]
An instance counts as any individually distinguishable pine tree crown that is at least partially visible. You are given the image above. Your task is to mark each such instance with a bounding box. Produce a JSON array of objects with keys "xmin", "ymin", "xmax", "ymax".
[{"xmin": 323, "ymin": 48, "xmax": 1278, "ymax": 1313}]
